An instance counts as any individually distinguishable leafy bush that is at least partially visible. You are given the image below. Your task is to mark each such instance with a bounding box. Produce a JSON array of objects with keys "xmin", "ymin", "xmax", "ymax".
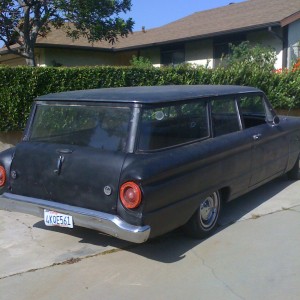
[
  {"xmin": 293, "ymin": 58, "xmax": 300, "ymax": 71},
  {"xmin": 0, "ymin": 64, "xmax": 299, "ymax": 131},
  {"xmin": 225, "ymin": 41, "xmax": 277, "ymax": 71},
  {"xmin": 129, "ymin": 55, "xmax": 154, "ymax": 68}
]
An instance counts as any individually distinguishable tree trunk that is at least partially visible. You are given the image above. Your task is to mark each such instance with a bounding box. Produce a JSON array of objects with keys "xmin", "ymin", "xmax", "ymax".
[
  {"xmin": 24, "ymin": 42, "xmax": 36, "ymax": 66},
  {"xmin": 25, "ymin": 50, "xmax": 36, "ymax": 66}
]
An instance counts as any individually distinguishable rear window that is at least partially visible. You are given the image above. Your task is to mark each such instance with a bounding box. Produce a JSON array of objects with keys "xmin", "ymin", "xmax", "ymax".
[
  {"xmin": 138, "ymin": 101, "xmax": 209, "ymax": 150},
  {"xmin": 29, "ymin": 104, "xmax": 131, "ymax": 152}
]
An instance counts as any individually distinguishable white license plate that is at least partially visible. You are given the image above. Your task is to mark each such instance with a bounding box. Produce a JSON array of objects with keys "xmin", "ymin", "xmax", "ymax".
[{"xmin": 44, "ymin": 210, "xmax": 73, "ymax": 228}]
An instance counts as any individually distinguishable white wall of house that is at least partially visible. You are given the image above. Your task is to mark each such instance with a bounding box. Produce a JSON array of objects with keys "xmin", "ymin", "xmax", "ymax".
[
  {"xmin": 41, "ymin": 48, "xmax": 116, "ymax": 67},
  {"xmin": 247, "ymin": 29, "xmax": 283, "ymax": 69},
  {"xmin": 288, "ymin": 19, "xmax": 300, "ymax": 67},
  {"xmin": 115, "ymin": 50, "xmax": 138, "ymax": 65},
  {"xmin": 185, "ymin": 40, "xmax": 214, "ymax": 68},
  {"xmin": 140, "ymin": 41, "xmax": 214, "ymax": 68},
  {"xmin": 140, "ymin": 47, "xmax": 161, "ymax": 67},
  {"xmin": 0, "ymin": 54, "xmax": 26, "ymax": 66}
]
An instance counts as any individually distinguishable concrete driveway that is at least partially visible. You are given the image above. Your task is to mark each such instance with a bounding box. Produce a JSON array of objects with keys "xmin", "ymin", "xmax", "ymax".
[{"xmin": 0, "ymin": 176, "xmax": 300, "ymax": 300}]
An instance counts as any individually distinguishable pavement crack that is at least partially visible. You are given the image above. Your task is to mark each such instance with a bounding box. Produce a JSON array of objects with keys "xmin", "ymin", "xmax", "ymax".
[
  {"xmin": 0, "ymin": 243, "xmax": 139, "ymax": 281},
  {"xmin": 193, "ymin": 252, "xmax": 245, "ymax": 300},
  {"xmin": 282, "ymin": 206, "xmax": 300, "ymax": 213},
  {"xmin": 15, "ymin": 218, "xmax": 34, "ymax": 241},
  {"xmin": 244, "ymin": 205, "xmax": 300, "ymax": 222}
]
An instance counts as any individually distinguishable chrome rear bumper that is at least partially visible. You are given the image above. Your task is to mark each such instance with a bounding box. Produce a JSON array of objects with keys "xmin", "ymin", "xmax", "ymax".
[{"xmin": 0, "ymin": 192, "xmax": 150, "ymax": 243}]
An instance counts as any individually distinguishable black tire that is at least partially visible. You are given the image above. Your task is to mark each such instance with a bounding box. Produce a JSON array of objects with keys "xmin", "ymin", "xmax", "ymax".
[
  {"xmin": 184, "ymin": 191, "xmax": 221, "ymax": 239},
  {"xmin": 287, "ymin": 155, "xmax": 300, "ymax": 180}
]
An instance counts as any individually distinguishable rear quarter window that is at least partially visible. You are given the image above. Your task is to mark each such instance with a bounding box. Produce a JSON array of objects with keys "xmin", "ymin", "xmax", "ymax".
[
  {"xmin": 211, "ymin": 97, "xmax": 241, "ymax": 137},
  {"xmin": 138, "ymin": 101, "xmax": 209, "ymax": 151}
]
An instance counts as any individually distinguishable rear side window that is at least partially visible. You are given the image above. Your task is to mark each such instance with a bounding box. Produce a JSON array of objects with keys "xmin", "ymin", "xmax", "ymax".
[
  {"xmin": 29, "ymin": 104, "xmax": 131, "ymax": 152},
  {"xmin": 211, "ymin": 98, "xmax": 240, "ymax": 136},
  {"xmin": 139, "ymin": 101, "xmax": 208, "ymax": 150}
]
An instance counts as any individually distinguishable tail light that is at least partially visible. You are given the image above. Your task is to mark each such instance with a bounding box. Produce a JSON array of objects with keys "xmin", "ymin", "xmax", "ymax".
[
  {"xmin": 120, "ymin": 182, "xmax": 142, "ymax": 209},
  {"xmin": 0, "ymin": 166, "xmax": 6, "ymax": 187}
]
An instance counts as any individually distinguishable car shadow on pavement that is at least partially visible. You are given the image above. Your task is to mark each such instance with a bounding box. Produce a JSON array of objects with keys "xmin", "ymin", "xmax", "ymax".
[
  {"xmin": 33, "ymin": 221, "xmax": 131, "ymax": 249},
  {"xmin": 127, "ymin": 176, "xmax": 296, "ymax": 263},
  {"xmin": 219, "ymin": 175, "xmax": 294, "ymax": 226},
  {"xmin": 33, "ymin": 176, "xmax": 295, "ymax": 263}
]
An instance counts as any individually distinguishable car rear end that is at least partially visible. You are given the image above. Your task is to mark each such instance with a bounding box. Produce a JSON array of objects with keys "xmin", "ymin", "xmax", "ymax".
[{"xmin": 0, "ymin": 99, "xmax": 150, "ymax": 243}]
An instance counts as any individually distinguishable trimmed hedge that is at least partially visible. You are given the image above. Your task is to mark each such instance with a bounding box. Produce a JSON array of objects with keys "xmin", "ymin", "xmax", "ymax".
[{"xmin": 0, "ymin": 65, "xmax": 300, "ymax": 131}]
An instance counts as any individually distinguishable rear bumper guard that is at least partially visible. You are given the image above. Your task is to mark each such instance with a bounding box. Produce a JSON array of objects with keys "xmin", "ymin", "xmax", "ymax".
[{"xmin": 0, "ymin": 192, "xmax": 150, "ymax": 243}]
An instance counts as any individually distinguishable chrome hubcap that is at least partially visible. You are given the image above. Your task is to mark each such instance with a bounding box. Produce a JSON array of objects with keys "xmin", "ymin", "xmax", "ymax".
[{"xmin": 199, "ymin": 192, "xmax": 219, "ymax": 229}]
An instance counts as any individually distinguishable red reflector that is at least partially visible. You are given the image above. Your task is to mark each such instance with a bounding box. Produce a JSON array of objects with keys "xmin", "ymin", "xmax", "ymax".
[
  {"xmin": 120, "ymin": 182, "xmax": 142, "ymax": 209},
  {"xmin": 0, "ymin": 166, "xmax": 6, "ymax": 187}
]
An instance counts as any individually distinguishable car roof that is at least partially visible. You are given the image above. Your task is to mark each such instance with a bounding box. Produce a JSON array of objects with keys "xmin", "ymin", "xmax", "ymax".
[{"xmin": 36, "ymin": 85, "xmax": 262, "ymax": 104}]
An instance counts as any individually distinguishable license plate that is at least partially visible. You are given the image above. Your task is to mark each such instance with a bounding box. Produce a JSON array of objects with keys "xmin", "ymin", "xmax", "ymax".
[{"xmin": 44, "ymin": 210, "xmax": 73, "ymax": 228}]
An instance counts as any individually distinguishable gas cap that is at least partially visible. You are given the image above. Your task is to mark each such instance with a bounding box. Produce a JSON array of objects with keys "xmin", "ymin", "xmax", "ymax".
[{"xmin": 104, "ymin": 186, "xmax": 112, "ymax": 196}]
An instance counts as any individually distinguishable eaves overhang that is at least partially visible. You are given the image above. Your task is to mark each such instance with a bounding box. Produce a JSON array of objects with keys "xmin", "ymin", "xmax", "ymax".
[
  {"xmin": 35, "ymin": 43, "xmax": 113, "ymax": 52},
  {"xmin": 281, "ymin": 11, "xmax": 300, "ymax": 27},
  {"xmin": 112, "ymin": 22, "xmax": 282, "ymax": 52}
]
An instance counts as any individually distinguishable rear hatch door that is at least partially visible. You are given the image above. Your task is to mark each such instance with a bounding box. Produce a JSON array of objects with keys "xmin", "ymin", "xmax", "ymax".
[{"xmin": 9, "ymin": 102, "xmax": 132, "ymax": 214}]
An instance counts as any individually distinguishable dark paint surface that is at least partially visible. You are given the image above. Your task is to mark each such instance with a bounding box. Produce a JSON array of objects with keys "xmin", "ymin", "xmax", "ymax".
[
  {"xmin": 36, "ymin": 85, "xmax": 261, "ymax": 104},
  {"xmin": 10, "ymin": 142, "xmax": 126, "ymax": 213}
]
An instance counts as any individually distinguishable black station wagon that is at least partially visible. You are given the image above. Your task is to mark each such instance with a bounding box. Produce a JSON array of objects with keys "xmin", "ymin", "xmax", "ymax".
[{"xmin": 0, "ymin": 85, "xmax": 300, "ymax": 243}]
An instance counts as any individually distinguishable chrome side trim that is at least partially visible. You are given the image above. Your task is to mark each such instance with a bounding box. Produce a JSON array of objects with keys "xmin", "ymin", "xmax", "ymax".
[{"xmin": 0, "ymin": 193, "xmax": 150, "ymax": 243}]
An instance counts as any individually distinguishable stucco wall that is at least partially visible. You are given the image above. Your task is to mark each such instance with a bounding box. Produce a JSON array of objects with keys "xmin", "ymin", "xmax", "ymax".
[
  {"xmin": 42, "ymin": 48, "xmax": 116, "ymax": 67},
  {"xmin": 140, "ymin": 48, "xmax": 161, "ymax": 67},
  {"xmin": 247, "ymin": 29, "xmax": 283, "ymax": 69},
  {"xmin": 0, "ymin": 54, "xmax": 26, "ymax": 66},
  {"xmin": 185, "ymin": 40, "xmax": 213, "ymax": 68},
  {"xmin": 115, "ymin": 50, "xmax": 138, "ymax": 66},
  {"xmin": 288, "ymin": 19, "xmax": 300, "ymax": 68}
]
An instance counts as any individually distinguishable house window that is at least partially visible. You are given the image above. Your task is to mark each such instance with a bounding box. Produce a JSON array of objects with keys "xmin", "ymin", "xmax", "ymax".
[
  {"xmin": 213, "ymin": 34, "xmax": 246, "ymax": 67},
  {"xmin": 161, "ymin": 45, "xmax": 185, "ymax": 66}
]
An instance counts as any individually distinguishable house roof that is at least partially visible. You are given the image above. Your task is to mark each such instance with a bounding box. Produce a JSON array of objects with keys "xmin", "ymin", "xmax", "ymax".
[
  {"xmin": 1, "ymin": 0, "xmax": 300, "ymax": 54},
  {"xmin": 34, "ymin": 0, "xmax": 300, "ymax": 51},
  {"xmin": 114, "ymin": 0, "xmax": 300, "ymax": 50},
  {"xmin": 36, "ymin": 85, "xmax": 261, "ymax": 104}
]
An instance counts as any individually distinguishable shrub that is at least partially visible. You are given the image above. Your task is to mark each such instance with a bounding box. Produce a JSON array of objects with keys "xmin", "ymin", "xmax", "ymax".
[
  {"xmin": 129, "ymin": 55, "xmax": 154, "ymax": 68},
  {"xmin": 0, "ymin": 65, "xmax": 299, "ymax": 131},
  {"xmin": 225, "ymin": 41, "xmax": 277, "ymax": 71},
  {"xmin": 293, "ymin": 58, "xmax": 300, "ymax": 72}
]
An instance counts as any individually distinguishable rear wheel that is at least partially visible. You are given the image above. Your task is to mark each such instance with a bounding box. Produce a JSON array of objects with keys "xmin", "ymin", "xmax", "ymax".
[
  {"xmin": 185, "ymin": 191, "xmax": 221, "ymax": 239},
  {"xmin": 287, "ymin": 155, "xmax": 300, "ymax": 180}
]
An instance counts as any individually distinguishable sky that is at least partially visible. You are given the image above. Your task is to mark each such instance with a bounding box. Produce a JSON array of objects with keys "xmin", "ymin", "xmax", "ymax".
[{"xmin": 127, "ymin": 0, "xmax": 246, "ymax": 31}]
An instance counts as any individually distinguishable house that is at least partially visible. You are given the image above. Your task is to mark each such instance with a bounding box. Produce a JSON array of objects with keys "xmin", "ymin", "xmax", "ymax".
[{"xmin": 1, "ymin": 0, "xmax": 300, "ymax": 69}]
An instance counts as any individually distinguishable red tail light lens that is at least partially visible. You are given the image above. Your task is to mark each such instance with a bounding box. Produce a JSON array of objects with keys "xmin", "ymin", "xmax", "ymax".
[
  {"xmin": 120, "ymin": 182, "xmax": 142, "ymax": 209},
  {"xmin": 0, "ymin": 166, "xmax": 6, "ymax": 187}
]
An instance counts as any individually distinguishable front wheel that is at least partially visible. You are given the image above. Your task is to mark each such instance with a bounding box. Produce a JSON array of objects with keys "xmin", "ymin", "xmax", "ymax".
[
  {"xmin": 287, "ymin": 155, "xmax": 300, "ymax": 180},
  {"xmin": 184, "ymin": 191, "xmax": 221, "ymax": 239}
]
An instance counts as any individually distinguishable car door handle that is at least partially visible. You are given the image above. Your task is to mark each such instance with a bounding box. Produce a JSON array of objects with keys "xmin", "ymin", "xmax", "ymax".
[
  {"xmin": 54, "ymin": 155, "xmax": 65, "ymax": 175},
  {"xmin": 253, "ymin": 133, "xmax": 262, "ymax": 141}
]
